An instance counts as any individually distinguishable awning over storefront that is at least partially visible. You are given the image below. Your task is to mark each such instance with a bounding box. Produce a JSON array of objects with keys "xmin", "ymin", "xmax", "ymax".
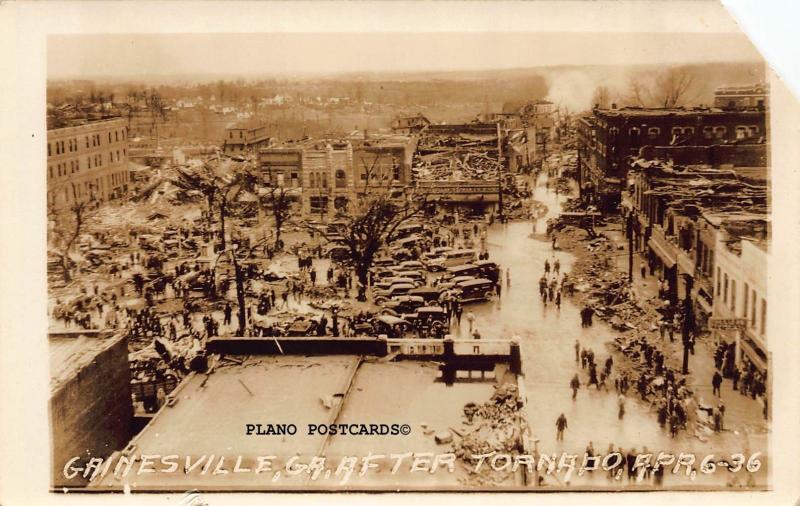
[
  {"xmin": 740, "ymin": 335, "xmax": 768, "ymax": 374},
  {"xmin": 648, "ymin": 234, "xmax": 677, "ymax": 269},
  {"xmin": 677, "ymin": 250, "xmax": 695, "ymax": 276}
]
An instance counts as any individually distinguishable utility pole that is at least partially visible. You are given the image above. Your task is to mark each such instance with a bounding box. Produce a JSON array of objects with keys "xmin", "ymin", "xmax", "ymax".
[
  {"xmin": 496, "ymin": 122, "xmax": 505, "ymax": 223},
  {"xmin": 681, "ymin": 274, "xmax": 695, "ymax": 374},
  {"xmin": 577, "ymin": 145, "xmax": 583, "ymax": 200},
  {"xmin": 626, "ymin": 211, "xmax": 633, "ymax": 283}
]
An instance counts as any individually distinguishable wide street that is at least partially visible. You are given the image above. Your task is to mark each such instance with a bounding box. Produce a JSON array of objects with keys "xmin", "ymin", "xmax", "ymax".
[{"xmin": 449, "ymin": 169, "xmax": 768, "ymax": 488}]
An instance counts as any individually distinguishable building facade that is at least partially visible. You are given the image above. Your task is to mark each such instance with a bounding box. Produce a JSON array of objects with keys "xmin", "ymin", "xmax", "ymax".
[
  {"xmin": 258, "ymin": 146, "xmax": 303, "ymax": 188},
  {"xmin": 50, "ymin": 332, "xmax": 133, "ymax": 488},
  {"xmin": 577, "ymin": 107, "xmax": 767, "ymax": 212},
  {"xmin": 391, "ymin": 114, "xmax": 430, "ymax": 134},
  {"xmin": 222, "ymin": 124, "xmax": 270, "ymax": 155},
  {"xmin": 626, "ymin": 160, "xmax": 767, "ymax": 328},
  {"xmin": 47, "ymin": 118, "xmax": 130, "ymax": 211},
  {"xmin": 714, "ymin": 83, "xmax": 769, "ymax": 111}
]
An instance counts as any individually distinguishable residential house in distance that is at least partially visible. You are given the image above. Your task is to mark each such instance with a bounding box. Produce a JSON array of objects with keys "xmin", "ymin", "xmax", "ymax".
[
  {"xmin": 223, "ymin": 122, "xmax": 271, "ymax": 156},
  {"xmin": 391, "ymin": 113, "xmax": 430, "ymax": 134}
]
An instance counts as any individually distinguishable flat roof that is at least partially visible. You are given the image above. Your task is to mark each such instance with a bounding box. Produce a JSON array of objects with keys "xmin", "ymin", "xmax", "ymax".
[
  {"xmin": 49, "ymin": 332, "xmax": 124, "ymax": 393},
  {"xmin": 91, "ymin": 354, "xmax": 519, "ymax": 491},
  {"xmin": 594, "ymin": 107, "xmax": 764, "ymax": 118}
]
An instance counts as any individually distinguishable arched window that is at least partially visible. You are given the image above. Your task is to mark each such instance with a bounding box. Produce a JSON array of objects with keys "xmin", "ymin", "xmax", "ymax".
[{"xmin": 335, "ymin": 169, "xmax": 347, "ymax": 188}]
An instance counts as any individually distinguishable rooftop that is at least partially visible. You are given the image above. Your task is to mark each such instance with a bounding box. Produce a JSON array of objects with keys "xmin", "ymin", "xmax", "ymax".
[
  {"xmin": 91, "ymin": 353, "xmax": 519, "ymax": 491},
  {"xmin": 49, "ymin": 331, "xmax": 123, "ymax": 393},
  {"xmin": 593, "ymin": 106, "xmax": 764, "ymax": 118}
]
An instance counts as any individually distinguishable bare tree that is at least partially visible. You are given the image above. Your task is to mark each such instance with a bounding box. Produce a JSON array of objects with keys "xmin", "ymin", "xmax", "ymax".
[
  {"xmin": 172, "ymin": 159, "xmax": 252, "ymax": 252},
  {"xmin": 653, "ymin": 68, "xmax": 695, "ymax": 108},
  {"xmin": 591, "ymin": 86, "xmax": 612, "ymax": 109},
  {"xmin": 263, "ymin": 186, "xmax": 292, "ymax": 251},
  {"xmin": 48, "ymin": 184, "xmax": 97, "ymax": 283},
  {"xmin": 308, "ymin": 190, "xmax": 429, "ymax": 301},
  {"xmin": 626, "ymin": 78, "xmax": 648, "ymax": 107}
]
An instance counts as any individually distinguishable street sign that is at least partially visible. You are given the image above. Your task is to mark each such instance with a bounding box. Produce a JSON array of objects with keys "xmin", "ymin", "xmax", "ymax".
[{"xmin": 708, "ymin": 317, "xmax": 747, "ymax": 331}]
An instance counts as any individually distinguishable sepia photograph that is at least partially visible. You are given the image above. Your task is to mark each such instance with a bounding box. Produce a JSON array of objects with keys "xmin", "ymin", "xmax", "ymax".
[{"xmin": 2, "ymin": 1, "xmax": 799, "ymax": 503}]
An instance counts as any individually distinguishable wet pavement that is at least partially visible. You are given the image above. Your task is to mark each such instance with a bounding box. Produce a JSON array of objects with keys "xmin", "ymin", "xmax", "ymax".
[{"xmin": 450, "ymin": 170, "xmax": 768, "ymax": 489}]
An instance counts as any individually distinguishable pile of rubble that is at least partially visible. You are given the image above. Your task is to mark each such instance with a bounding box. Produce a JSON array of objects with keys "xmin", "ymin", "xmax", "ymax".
[
  {"xmin": 451, "ymin": 383, "xmax": 523, "ymax": 484},
  {"xmin": 413, "ymin": 151, "xmax": 501, "ymax": 181}
]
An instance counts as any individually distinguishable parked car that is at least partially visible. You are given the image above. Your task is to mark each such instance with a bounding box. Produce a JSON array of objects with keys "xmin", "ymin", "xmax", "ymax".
[
  {"xmin": 397, "ymin": 260, "xmax": 425, "ymax": 271},
  {"xmin": 374, "ymin": 277, "xmax": 419, "ymax": 291},
  {"xmin": 455, "ymin": 278, "xmax": 495, "ymax": 303},
  {"xmin": 374, "ymin": 283, "xmax": 416, "ymax": 303},
  {"xmin": 371, "ymin": 315, "xmax": 411, "ymax": 339},
  {"xmin": 426, "ymin": 248, "xmax": 476, "ymax": 270},
  {"xmin": 380, "ymin": 295, "xmax": 427, "ymax": 315},
  {"xmin": 407, "ymin": 287, "xmax": 444, "ymax": 304},
  {"xmin": 475, "ymin": 260, "xmax": 501, "ymax": 284},
  {"xmin": 394, "ymin": 270, "xmax": 425, "ymax": 284}
]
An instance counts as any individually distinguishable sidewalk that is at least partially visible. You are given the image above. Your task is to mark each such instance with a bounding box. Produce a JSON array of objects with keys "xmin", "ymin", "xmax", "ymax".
[{"xmin": 602, "ymin": 224, "xmax": 768, "ymax": 435}]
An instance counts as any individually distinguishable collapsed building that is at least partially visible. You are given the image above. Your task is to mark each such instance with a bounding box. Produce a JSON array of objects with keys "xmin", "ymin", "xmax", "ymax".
[
  {"xmin": 625, "ymin": 158, "xmax": 769, "ymax": 384},
  {"xmin": 577, "ymin": 105, "xmax": 767, "ymax": 213},
  {"xmin": 412, "ymin": 123, "xmax": 504, "ymax": 219}
]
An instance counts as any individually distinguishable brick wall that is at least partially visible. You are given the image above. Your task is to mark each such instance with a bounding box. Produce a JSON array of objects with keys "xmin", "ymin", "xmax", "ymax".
[{"xmin": 50, "ymin": 336, "xmax": 133, "ymax": 488}]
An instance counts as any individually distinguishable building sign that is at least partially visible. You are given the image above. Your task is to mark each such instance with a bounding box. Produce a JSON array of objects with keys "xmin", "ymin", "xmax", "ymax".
[
  {"xmin": 708, "ymin": 317, "xmax": 747, "ymax": 331},
  {"xmin": 417, "ymin": 180, "xmax": 500, "ymax": 195}
]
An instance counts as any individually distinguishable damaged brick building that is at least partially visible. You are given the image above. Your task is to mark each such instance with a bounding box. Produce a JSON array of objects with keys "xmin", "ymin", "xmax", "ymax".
[
  {"xmin": 626, "ymin": 158, "xmax": 769, "ymax": 384},
  {"xmin": 577, "ymin": 106, "xmax": 767, "ymax": 213}
]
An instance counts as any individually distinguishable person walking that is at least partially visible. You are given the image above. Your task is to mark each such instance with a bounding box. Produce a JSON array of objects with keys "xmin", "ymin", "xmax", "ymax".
[
  {"xmin": 506, "ymin": 268, "xmax": 511, "ymax": 289},
  {"xmin": 617, "ymin": 393, "xmax": 626, "ymax": 420},
  {"xmin": 310, "ymin": 269, "xmax": 317, "ymax": 285},
  {"xmin": 712, "ymin": 371, "xmax": 723, "ymax": 396},
  {"xmin": 574, "ymin": 340, "xmax": 581, "ymax": 363},
  {"xmin": 555, "ymin": 291, "xmax": 562, "ymax": 309},
  {"xmin": 544, "ymin": 259, "xmax": 550, "ymax": 275},
  {"xmin": 732, "ymin": 367, "xmax": 741, "ymax": 391},
  {"xmin": 465, "ymin": 311, "xmax": 476, "ymax": 333},
  {"xmin": 554, "ymin": 258, "xmax": 560, "ymax": 275},
  {"xmin": 223, "ymin": 302, "xmax": 232, "ymax": 326},
  {"xmin": 555, "ymin": 413, "xmax": 568, "ymax": 441},
  {"xmin": 570, "ymin": 374, "xmax": 580, "ymax": 400}
]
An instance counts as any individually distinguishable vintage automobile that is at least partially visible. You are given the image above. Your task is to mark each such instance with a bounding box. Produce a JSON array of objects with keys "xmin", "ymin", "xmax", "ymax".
[
  {"xmin": 407, "ymin": 287, "xmax": 444, "ymax": 304},
  {"xmin": 380, "ymin": 295, "xmax": 426, "ymax": 316},
  {"xmin": 455, "ymin": 278, "xmax": 496, "ymax": 303},
  {"xmin": 373, "ymin": 283, "xmax": 416, "ymax": 304},
  {"xmin": 388, "ymin": 247, "xmax": 414, "ymax": 262},
  {"xmin": 326, "ymin": 245, "xmax": 350, "ymax": 262},
  {"xmin": 475, "ymin": 260, "xmax": 501, "ymax": 284},
  {"xmin": 426, "ymin": 248, "xmax": 477, "ymax": 271},
  {"xmin": 393, "ymin": 270, "xmax": 426, "ymax": 284},
  {"xmin": 373, "ymin": 277, "xmax": 419, "ymax": 291},
  {"xmin": 408, "ymin": 306, "xmax": 450, "ymax": 338},
  {"xmin": 442, "ymin": 263, "xmax": 483, "ymax": 280},
  {"xmin": 397, "ymin": 260, "xmax": 425, "ymax": 271},
  {"xmin": 371, "ymin": 315, "xmax": 411, "ymax": 339},
  {"xmin": 395, "ymin": 223, "xmax": 424, "ymax": 239},
  {"xmin": 435, "ymin": 275, "xmax": 477, "ymax": 292},
  {"xmin": 286, "ymin": 317, "xmax": 318, "ymax": 337}
]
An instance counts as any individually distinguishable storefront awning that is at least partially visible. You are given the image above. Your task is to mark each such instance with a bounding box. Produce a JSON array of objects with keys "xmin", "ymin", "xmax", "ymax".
[
  {"xmin": 740, "ymin": 335, "xmax": 768, "ymax": 374},
  {"xmin": 648, "ymin": 235, "xmax": 677, "ymax": 269}
]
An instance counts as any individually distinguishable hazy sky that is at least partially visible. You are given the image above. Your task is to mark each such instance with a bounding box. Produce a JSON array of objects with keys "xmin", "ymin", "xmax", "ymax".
[{"xmin": 48, "ymin": 32, "xmax": 762, "ymax": 79}]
